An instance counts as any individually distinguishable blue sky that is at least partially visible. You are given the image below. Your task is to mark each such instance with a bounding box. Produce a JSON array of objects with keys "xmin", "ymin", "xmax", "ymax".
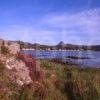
[{"xmin": 0, "ymin": 0, "xmax": 100, "ymax": 45}]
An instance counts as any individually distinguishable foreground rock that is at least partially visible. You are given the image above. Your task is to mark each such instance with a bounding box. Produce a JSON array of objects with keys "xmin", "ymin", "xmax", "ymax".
[
  {"xmin": 0, "ymin": 54, "xmax": 32, "ymax": 86},
  {"xmin": 16, "ymin": 53, "xmax": 45, "ymax": 81}
]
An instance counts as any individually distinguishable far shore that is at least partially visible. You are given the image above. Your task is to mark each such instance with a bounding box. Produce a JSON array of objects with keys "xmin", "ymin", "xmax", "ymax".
[{"xmin": 21, "ymin": 49, "xmax": 93, "ymax": 51}]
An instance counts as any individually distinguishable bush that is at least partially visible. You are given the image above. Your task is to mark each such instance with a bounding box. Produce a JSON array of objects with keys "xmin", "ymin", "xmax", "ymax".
[
  {"xmin": 0, "ymin": 61, "xmax": 5, "ymax": 73},
  {"xmin": 1, "ymin": 45, "xmax": 10, "ymax": 55}
]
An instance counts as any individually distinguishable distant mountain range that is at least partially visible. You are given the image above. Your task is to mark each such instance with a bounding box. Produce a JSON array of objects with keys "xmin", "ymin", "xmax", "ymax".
[
  {"xmin": 12, "ymin": 40, "xmax": 100, "ymax": 51},
  {"xmin": 1, "ymin": 38, "xmax": 99, "ymax": 51}
]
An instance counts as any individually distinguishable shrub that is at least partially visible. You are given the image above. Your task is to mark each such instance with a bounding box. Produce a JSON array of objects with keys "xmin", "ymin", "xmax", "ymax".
[
  {"xmin": 1, "ymin": 45, "xmax": 10, "ymax": 55},
  {"xmin": 0, "ymin": 61, "xmax": 5, "ymax": 73}
]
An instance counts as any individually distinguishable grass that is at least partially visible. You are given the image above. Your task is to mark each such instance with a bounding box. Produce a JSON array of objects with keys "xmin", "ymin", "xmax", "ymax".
[
  {"xmin": 0, "ymin": 57, "xmax": 100, "ymax": 100},
  {"xmin": 40, "ymin": 59, "xmax": 100, "ymax": 100}
]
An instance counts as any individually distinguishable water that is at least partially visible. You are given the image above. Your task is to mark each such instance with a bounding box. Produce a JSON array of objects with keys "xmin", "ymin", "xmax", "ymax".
[{"xmin": 21, "ymin": 50, "xmax": 100, "ymax": 68}]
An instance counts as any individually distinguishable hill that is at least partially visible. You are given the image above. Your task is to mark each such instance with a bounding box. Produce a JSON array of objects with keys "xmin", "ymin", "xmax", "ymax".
[{"xmin": 15, "ymin": 40, "xmax": 100, "ymax": 51}]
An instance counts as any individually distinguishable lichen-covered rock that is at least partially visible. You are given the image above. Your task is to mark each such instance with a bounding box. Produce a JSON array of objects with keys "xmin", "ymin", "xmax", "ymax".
[{"xmin": 0, "ymin": 54, "xmax": 32, "ymax": 86}]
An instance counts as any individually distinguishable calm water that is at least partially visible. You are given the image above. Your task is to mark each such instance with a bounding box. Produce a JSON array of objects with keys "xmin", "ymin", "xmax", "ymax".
[{"xmin": 21, "ymin": 50, "xmax": 100, "ymax": 68}]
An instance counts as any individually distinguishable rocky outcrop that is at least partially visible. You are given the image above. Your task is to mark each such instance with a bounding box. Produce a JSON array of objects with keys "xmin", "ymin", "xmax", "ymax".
[
  {"xmin": 0, "ymin": 51, "xmax": 45, "ymax": 86},
  {"xmin": 16, "ymin": 53, "xmax": 45, "ymax": 81},
  {"xmin": 5, "ymin": 42, "xmax": 20, "ymax": 54},
  {"xmin": 0, "ymin": 39, "xmax": 45, "ymax": 86},
  {"xmin": 0, "ymin": 39, "xmax": 20, "ymax": 54},
  {"xmin": 0, "ymin": 54, "xmax": 32, "ymax": 86}
]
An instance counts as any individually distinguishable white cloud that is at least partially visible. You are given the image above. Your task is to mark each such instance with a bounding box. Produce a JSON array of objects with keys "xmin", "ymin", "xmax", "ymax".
[
  {"xmin": 1, "ymin": 25, "xmax": 61, "ymax": 44},
  {"xmin": 0, "ymin": 8, "xmax": 100, "ymax": 44},
  {"xmin": 41, "ymin": 8, "xmax": 100, "ymax": 37}
]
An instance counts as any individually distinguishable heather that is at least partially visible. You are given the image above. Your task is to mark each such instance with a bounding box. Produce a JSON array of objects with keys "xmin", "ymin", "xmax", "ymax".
[{"xmin": 0, "ymin": 52, "xmax": 100, "ymax": 100}]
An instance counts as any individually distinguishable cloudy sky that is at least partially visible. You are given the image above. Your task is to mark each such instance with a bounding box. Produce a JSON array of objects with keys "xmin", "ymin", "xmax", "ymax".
[{"xmin": 0, "ymin": 0, "xmax": 100, "ymax": 45}]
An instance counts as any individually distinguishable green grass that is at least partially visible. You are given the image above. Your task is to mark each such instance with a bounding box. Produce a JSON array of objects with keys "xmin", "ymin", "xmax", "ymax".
[
  {"xmin": 40, "ymin": 59, "xmax": 100, "ymax": 100},
  {"xmin": 0, "ymin": 58, "xmax": 100, "ymax": 100}
]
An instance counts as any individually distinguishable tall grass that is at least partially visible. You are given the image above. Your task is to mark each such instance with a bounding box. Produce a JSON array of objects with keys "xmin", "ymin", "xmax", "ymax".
[{"xmin": 40, "ymin": 59, "xmax": 100, "ymax": 100}]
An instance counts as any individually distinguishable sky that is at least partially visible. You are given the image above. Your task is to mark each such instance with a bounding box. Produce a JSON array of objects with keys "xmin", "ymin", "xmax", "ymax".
[{"xmin": 0, "ymin": 0, "xmax": 100, "ymax": 45}]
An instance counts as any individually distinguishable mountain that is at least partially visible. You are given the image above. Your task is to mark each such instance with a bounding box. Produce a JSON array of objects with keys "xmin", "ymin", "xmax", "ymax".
[
  {"xmin": 58, "ymin": 41, "xmax": 65, "ymax": 46},
  {"xmin": 13, "ymin": 40, "xmax": 100, "ymax": 51}
]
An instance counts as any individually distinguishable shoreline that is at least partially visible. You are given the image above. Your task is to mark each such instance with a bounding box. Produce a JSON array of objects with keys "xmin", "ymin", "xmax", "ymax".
[{"xmin": 21, "ymin": 49, "xmax": 98, "ymax": 52}]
